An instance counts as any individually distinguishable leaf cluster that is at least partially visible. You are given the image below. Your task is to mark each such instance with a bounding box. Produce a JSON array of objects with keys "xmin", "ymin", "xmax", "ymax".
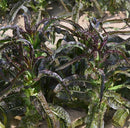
[{"xmin": 0, "ymin": 12, "xmax": 130, "ymax": 128}]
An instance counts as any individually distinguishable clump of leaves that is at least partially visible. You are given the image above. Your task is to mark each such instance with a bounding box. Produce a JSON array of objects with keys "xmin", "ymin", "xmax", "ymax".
[
  {"xmin": 0, "ymin": 13, "xmax": 73, "ymax": 127},
  {"xmin": 0, "ymin": 13, "xmax": 130, "ymax": 128},
  {"xmin": 0, "ymin": 0, "xmax": 49, "ymax": 24},
  {"xmin": 45, "ymin": 17, "xmax": 130, "ymax": 127}
]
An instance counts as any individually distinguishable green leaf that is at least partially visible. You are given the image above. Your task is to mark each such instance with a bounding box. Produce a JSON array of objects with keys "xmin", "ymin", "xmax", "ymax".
[
  {"xmin": 114, "ymin": 69, "xmax": 130, "ymax": 77},
  {"xmin": 105, "ymin": 91, "xmax": 130, "ymax": 109},
  {"xmin": 37, "ymin": 91, "xmax": 59, "ymax": 128},
  {"xmin": 106, "ymin": 97, "xmax": 123, "ymax": 110},
  {"xmin": 49, "ymin": 104, "xmax": 71, "ymax": 128},
  {"xmin": 0, "ymin": 38, "xmax": 12, "ymax": 43},
  {"xmin": 112, "ymin": 109, "xmax": 129, "ymax": 127},
  {"xmin": 108, "ymin": 84, "xmax": 128, "ymax": 90}
]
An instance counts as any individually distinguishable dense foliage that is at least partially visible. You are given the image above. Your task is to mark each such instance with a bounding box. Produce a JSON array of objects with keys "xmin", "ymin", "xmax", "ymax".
[
  {"xmin": 0, "ymin": 0, "xmax": 130, "ymax": 22},
  {"xmin": 0, "ymin": 0, "xmax": 130, "ymax": 128}
]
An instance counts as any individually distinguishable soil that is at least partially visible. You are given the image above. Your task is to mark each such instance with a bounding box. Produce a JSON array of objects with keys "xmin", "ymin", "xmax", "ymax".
[{"xmin": 0, "ymin": 2, "xmax": 130, "ymax": 128}]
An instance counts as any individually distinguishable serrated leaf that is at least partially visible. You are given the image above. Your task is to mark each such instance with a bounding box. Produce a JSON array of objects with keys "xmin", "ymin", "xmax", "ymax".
[
  {"xmin": 107, "ymin": 97, "xmax": 124, "ymax": 110},
  {"xmin": 105, "ymin": 91, "xmax": 130, "ymax": 109},
  {"xmin": 49, "ymin": 104, "xmax": 71, "ymax": 128},
  {"xmin": 112, "ymin": 109, "xmax": 129, "ymax": 127},
  {"xmin": 37, "ymin": 91, "xmax": 58, "ymax": 128}
]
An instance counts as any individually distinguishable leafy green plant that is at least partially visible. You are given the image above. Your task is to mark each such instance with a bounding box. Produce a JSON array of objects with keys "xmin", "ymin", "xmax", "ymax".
[
  {"xmin": 0, "ymin": 13, "xmax": 130, "ymax": 128},
  {"xmin": 0, "ymin": 14, "xmax": 72, "ymax": 127},
  {"xmin": 43, "ymin": 17, "xmax": 130, "ymax": 127},
  {"xmin": 1, "ymin": 0, "xmax": 49, "ymax": 24}
]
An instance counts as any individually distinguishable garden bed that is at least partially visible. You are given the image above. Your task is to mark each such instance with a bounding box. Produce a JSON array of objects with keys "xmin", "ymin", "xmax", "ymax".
[{"xmin": 0, "ymin": 1, "xmax": 130, "ymax": 128}]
